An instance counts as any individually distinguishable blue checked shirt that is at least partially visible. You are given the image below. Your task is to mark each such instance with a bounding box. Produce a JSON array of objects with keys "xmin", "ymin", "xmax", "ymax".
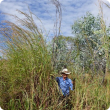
[{"xmin": 56, "ymin": 77, "xmax": 73, "ymax": 96}]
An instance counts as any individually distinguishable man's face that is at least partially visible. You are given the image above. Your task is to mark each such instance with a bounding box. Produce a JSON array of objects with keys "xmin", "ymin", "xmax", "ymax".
[{"xmin": 62, "ymin": 73, "xmax": 68, "ymax": 79}]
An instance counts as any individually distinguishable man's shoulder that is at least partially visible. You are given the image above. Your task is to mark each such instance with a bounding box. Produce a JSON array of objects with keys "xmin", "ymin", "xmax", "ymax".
[
  {"xmin": 56, "ymin": 77, "xmax": 62, "ymax": 80},
  {"xmin": 67, "ymin": 78, "xmax": 72, "ymax": 82},
  {"xmin": 56, "ymin": 77, "xmax": 62, "ymax": 82}
]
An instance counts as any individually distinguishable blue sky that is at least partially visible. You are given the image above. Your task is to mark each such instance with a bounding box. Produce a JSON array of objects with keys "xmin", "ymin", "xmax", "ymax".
[{"xmin": 0, "ymin": 0, "xmax": 110, "ymax": 56}]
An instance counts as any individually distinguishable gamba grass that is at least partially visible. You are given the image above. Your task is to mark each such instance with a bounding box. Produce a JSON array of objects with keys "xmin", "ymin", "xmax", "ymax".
[
  {"xmin": 0, "ymin": 10, "xmax": 53, "ymax": 110},
  {"xmin": 72, "ymin": 74, "xmax": 110, "ymax": 110},
  {"xmin": 0, "ymin": 0, "xmax": 110, "ymax": 109}
]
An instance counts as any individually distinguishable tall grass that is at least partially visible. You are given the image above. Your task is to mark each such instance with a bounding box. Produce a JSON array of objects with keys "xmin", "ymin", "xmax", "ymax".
[
  {"xmin": 0, "ymin": 10, "xmax": 54, "ymax": 110},
  {"xmin": 98, "ymin": 1, "xmax": 110, "ymax": 107},
  {"xmin": 0, "ymin": 0, "xmax": 110, "ymax": 110}
]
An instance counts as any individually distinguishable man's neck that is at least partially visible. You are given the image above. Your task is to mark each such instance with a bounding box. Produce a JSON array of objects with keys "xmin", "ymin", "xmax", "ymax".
[{"xmin": 63, "ymin": 77, "xmax": 67, "ymax": 80}]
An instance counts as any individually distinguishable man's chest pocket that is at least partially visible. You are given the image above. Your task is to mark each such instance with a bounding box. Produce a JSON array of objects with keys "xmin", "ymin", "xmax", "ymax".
[
  {"xmin": 65, "ymin": 81, "xmax": 70, "ymax": 87},
  {"xmin": 60, "ymin": 81, "xmax": 67, "ymax": 87}
]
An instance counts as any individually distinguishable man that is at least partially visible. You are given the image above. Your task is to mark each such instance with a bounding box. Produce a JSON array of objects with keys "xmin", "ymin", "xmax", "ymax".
[
  {"xmin": 56, "ymin": 68, "xmax": 73, "ymax": 96},
  {"xmin": 56, "ymin": 68, "xmax": 73, "ymax": 109}
]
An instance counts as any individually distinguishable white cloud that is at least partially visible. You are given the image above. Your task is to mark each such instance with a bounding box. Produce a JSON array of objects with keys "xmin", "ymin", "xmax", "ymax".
[
  {"xmin": 0, "ymin": 44, "xmax": 5, "ymax": 57},
  {"xmin": 0, "ymin": 0, "xmax": 110, "ymax": 38}
]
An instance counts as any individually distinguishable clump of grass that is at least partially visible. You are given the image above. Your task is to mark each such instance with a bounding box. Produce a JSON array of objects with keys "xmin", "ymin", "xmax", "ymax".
[
  {"xmin": 72, "ymin": 74, "xmax": 110, "ymax": 110},
  {"xmin": 0, "ymin": 10, "xmax": 54, "ymax": 110}
]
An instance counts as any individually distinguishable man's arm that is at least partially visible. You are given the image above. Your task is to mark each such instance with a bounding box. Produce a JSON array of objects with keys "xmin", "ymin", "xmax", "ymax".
[
  {"xmin": 73, "ymin": 78, "xmax": 75, "ymax": 90},
  {"xmin": 56, "ymin": 77, "xmax": 59, "ymax": 83}
]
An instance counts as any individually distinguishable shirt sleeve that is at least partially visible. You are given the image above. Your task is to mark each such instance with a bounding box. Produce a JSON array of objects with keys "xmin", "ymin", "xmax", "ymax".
[
  {"xmin": 56, "ymin": 77, "xmax": 59, "ymax": 83},
  {"xmin": 69, "ymin": 79, "xmax": 73, "ymax": 90}
]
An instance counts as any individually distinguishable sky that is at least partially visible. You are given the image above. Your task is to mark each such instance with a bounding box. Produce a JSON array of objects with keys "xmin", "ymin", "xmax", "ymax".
[{"xmin": 0, "ymin": 0, "xmax": 110, "ymax": 56}]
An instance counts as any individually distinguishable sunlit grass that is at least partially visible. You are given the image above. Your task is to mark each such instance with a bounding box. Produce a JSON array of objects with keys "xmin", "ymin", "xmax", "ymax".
[{"xmin": 0, "ymin": 0, "xmax": 110, "ymax": 109}]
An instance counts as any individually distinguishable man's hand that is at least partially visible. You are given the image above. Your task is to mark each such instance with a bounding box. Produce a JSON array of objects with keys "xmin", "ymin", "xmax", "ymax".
[{"xmin": 73, "ymin": 78, "xmax": 75, "ymax": 90}]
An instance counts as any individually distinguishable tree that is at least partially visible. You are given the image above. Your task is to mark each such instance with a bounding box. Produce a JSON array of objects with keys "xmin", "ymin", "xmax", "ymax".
[
  {"xmin": 71, "ymin": 12, "xmax": 107, "ymax": 75},
  {"xmin": 50, "ymin": 35, "xmax": 71, "ymax": 72}
]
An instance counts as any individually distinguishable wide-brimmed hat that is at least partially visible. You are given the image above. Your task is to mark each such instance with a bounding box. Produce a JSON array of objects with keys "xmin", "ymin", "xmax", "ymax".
[{"xmin": 61, "ymin": 68, "xmax": 71, "ymax": 74}]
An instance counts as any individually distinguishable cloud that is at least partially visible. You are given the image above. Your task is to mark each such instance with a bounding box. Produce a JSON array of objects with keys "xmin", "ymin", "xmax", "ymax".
[
  {"xmin": 0, "ymin": 0, "xmax": 110, "ymax": 38},
  {"xmin": 58, "ymin": 0, "xmax": 98, "ymax": 36},
  {"xmin": 0, "ymin": 49, "xmax": 3, "ymax": 57}
]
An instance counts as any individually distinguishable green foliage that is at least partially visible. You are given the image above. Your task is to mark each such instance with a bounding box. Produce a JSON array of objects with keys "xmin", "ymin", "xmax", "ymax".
[
  {"xmin": 51, "ymin": 36, "xmax": 70, "ymax": 71},
  {"xmin": 0, "ymin": 10, "xmax": 52, "ymax": 110},
  {"xmin": 71, "ymin": 12, "xmax": 109, "ymax": 74},
  {"xmin": 72, "ymin": 12, "xmax": 101, "ymax": 36}
]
